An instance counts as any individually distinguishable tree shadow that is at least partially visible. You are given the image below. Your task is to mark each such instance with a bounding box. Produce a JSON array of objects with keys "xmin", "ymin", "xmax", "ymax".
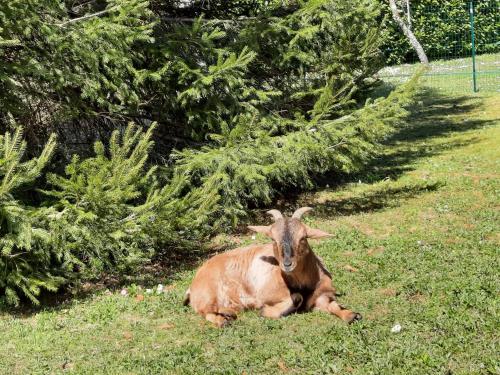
[
  {"xmin": 0, "ymin": 244, "xmax": 215, "ymax": 317},
  {"xmin": 310, "ymin": 181, "xmax": 442, "ymax": 218},
  {"xmin": 267, "ymin": 86, "xmax": 494, "ymax": 218},
  {"xmin": 348, "ymin": 87, "xmax": 491, "ymax": 181}
]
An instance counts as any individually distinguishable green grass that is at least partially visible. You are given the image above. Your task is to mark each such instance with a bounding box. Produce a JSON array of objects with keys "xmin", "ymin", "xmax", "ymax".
[
  {"xmin": 1, "ymin": 86, "xmax": 499, "ymax": 374},
  {"xmin": 379, "ymin": 53, "xmax": 500, "ymax": 94}
]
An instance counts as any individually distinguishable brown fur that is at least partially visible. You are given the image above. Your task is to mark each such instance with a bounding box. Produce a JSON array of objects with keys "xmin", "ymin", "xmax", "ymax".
[{"xmin": 185, "ymin": 207, "xmax": 361, "ymax": 327}]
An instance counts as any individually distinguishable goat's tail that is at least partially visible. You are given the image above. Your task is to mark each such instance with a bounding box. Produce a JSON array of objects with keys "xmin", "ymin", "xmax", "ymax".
[{"xmin": 182, "ymin": 288, "xmax": 191, "ymax": 306}]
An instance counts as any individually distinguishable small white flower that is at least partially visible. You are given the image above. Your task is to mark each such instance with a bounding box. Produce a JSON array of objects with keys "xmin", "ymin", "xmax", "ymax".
[
  {"xmin": 156, "ymin": 284, "xmax": 164, "ymax": 294},
  {"xmin": 251, "ymin": 235, "xmax": 256, "ymax": 240},
  {"xmin": 145, "ymin": 289, "xmax": 153, "ymax": 294},
  {"xmin": 120, "ymin": 289, "xmax": 128, "ymax": 296},
  {"xmin": 391, "ymin": 323, "xmax": 402, "ymax": 333}
]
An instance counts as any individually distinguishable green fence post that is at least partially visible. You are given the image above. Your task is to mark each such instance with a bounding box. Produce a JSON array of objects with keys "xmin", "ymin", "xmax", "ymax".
[{"xmin": 469, "ymin": 0, "xmax": 478, "ymax": 92}]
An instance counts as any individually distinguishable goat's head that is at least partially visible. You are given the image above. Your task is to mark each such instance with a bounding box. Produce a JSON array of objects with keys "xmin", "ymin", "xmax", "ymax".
[{"xmin": 248, "ymin": 207, "xmax": 331, "ymax": 273}]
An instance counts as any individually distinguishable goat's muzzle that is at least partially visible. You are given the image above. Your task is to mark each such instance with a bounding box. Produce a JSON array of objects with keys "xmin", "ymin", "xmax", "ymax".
[{"xmin": 281, "ymin": 260, "xmax": 296, "ymax": 273}]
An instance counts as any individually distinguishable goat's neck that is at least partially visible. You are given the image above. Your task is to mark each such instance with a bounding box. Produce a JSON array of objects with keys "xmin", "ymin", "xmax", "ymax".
[{"xmin": 283, "ymin": 251, "xmax": 319, "ymax": 289}]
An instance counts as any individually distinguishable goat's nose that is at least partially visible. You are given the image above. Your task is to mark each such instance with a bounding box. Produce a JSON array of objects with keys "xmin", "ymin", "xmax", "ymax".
[{"xmin": 283, "ymin": 260, "xmax": 292, "ymax": 267}]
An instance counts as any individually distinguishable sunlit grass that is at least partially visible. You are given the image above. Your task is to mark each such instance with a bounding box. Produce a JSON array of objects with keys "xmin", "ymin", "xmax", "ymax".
[{"xmin": 0, "ymin": 89, "xmax": 498, "ymax": 374}]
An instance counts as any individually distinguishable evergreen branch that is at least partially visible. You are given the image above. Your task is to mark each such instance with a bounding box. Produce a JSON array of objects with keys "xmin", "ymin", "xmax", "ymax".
[
  {"xmin": 328, "ymin": 138, "xmax": 348, "ymax": 150},
  {"xmin": 57, "ymin": 8, "xmax": 117, "ymax": 27},
  {"xmin": 59, "ymin": 12, "xmax": 262, "ymax": 27},
  {"xmin": 0, "ymin": 39, "xmax": 22, "ymax": 48},
  {"xmin": 160, "ymin": 16, "xmax": 260, "ymax": 23}
]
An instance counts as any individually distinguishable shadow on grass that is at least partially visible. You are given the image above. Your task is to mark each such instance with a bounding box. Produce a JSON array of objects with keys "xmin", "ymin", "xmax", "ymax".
[
  {"xmin": 310, "ymin": 181, "xmax": 442, "ymax": 218},
  {"xmin": 349, "ymin": 87, "xmax": 491, "ymax": 181},
  {"xmin": 0, "ymin": 260, "xmax": 199, "ymax": 317},
  {"xmin": 0, "ymin": 242, "xmax": 214, "ymax": 316},
  {"xmin": 269, "ymin": 87, "xmax": 494, "ymax": 217}
]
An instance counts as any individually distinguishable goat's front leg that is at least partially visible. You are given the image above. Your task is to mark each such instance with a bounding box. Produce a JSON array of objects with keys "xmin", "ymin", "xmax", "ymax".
[
  {"xmin": 261, "ymin": 293, "xmax": 303, "ymax": 319},
  {"xmin": 313, "ymin": 294, "xmax": 362, "ymax": 324}
]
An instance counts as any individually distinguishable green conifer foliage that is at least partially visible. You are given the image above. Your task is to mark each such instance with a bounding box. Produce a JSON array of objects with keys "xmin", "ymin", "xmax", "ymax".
[
  {"xmin": 0, "ymin": 0, "xmax": 154, "ymax": 133},
  {"xmin": 235, "ymin": 0, "xmax": 388, "ymax": 120},
  {"xmin": 171, "ymin": 73, "xmax": 422, "ymax": 228},
  {"xmin": 0, "ymin": 123, "xmax": 216, "ymax": 305},
  {"xmin": 139, "ymin": 0, "xmax": 389, "ymax": 146},
  {"xmin": 40, "ymin": 124, "xmax": 160, "ymax": 279},
  {"xmin": 143, "ymin": 17, "xmax": 280, "ymax": 139},
  {"xmin": 0, "ymin": 127, "xmax": 58, "ymax": 306},
  {"xmin": 40, "ymin": 123, "xmax": 216, "ymax": 281}
]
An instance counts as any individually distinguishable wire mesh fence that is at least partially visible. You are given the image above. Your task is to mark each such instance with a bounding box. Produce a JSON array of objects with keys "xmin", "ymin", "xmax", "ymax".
[{"xmin": 379, "ymin": 0, "xmax": 499, "ymax": 93}]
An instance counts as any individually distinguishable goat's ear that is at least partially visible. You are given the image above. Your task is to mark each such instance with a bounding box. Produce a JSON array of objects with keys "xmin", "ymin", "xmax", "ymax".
[
  {"xmin": 306, "ymin": 226, "xmax": 332, "ymax": 239},
  {"xmin": 248, "ymin": 225, "xmax": 272, "ymax": 238}
]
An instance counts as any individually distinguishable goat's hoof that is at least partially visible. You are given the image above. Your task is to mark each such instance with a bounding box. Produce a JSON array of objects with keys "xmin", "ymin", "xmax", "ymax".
[
  {"xmin": 213, "ymin": 316, "xmax": 234, "ymax": 328},
  {"xmin": 206, "ymin": 312, "xmax": 236, "ymax": 328},
  {"xmin": 219, "ymin": 318, "xmax": 233, "ymax": 328},
  {"xmin": 348, "ymin": 312, "xmax": 362, "ymax": 324},
  {"xmin": 218, "ymin": 308, "xmax": 237, "ymax": 320},
  {"xmin": 220, "ymin": 313, "xmax": 236, "ymax": 321},
  {"xmin": 291, "ymin": 293, "xmax": 303, "ymax": 308}
]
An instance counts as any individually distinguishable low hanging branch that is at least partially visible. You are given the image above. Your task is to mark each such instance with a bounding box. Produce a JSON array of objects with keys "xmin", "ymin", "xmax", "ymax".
[
  {"xmin": 58, "ymin": 8, "xmax": 114, "ymax": 26},
  {"xmin": 388, "ymin": 0, "xmax": 429, "ymax": 64},
  {"xmin": 57, "ymin": 9, "xmax": 258, "ymax": 27},
  {"xmin": 160, "ymin": 16, "xmax": 258, "ymax": 23}
]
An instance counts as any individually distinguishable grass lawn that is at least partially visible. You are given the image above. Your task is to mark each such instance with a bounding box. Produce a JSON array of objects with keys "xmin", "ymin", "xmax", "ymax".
[
  {"xmin": 1, "ymin": 85, "xmax": 499, "ymax": 374},
  {"xmin": 379, "ymin": 52, "xmax": 500, "ymax": 94}
]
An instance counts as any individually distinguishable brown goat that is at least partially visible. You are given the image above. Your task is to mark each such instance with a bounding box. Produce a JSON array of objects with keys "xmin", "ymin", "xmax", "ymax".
[{"xmin": 184, "ymin": 207, "xmax": 361, "ymax": 327}]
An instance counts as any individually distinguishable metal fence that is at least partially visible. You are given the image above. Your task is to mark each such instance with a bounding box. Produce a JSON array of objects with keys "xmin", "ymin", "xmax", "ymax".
[{"xmin": 379, "ymin": 0, "xmax": 499, "ymax": 93}]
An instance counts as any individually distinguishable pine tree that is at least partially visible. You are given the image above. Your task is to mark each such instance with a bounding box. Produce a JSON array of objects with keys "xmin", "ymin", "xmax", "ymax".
[
  {"xmin": 171, "ymin": 73, "xmax": 422, "ymax": 228},
  {"xmin": 0, "ymin": 0, "xmax": 154, "ymax": 140},
  {"xmin": 0, "ymin": 126, "xmax": 58, "ymax": 306},
  {"xmin": 40, "ymin": 123, "xmax": 217, "ymax": 280},
  {"xmin": 0, "ymin": 123, "xmax": 217, "ymax": 306},
  {"xmin": 39, "ymin": 124, "xmax": 159, "ymax": 279}
]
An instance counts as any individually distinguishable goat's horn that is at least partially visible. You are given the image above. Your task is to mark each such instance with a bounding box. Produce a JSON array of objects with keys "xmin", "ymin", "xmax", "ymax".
[
  {"xmin": 266, "ymin": 209, "xmax": 283, "ymax": 221},
  {"xmin": 292, "ymin": 207, "xmax": 313, "ymax": 219}
]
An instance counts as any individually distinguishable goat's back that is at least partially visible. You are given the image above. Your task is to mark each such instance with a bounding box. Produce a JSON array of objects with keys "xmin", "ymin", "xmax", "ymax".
[{"xmin": 189, "ymin": 243, "xmax": 277, "ymax": 314}]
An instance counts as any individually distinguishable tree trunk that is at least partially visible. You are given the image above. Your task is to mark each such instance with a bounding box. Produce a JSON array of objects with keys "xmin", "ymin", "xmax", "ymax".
[{"xmin": 388, "ymin": 0, "xmax": 429, "ymax": 64}]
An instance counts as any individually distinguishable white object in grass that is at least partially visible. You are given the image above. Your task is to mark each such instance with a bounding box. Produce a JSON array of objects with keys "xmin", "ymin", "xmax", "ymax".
[
  {"xmin": 120, "ymin": 289, "xmax": 128, "ymax": 296},
  {"xmin": 391, "ymin": 323, "xmax": 402, "ymax": 333}
]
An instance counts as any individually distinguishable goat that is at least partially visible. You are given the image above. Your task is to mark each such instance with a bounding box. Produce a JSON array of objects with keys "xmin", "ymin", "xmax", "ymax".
[{"xmin": 183, "ymin": 207, "xmax": 361, "ymax": 327}]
